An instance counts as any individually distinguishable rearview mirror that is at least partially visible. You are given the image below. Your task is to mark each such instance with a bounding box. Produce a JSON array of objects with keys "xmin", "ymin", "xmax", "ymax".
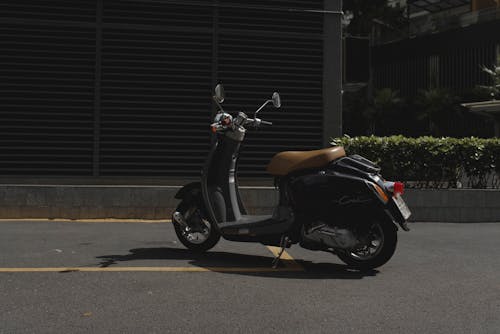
[
  {"xmin": 214, "ymin": 84, "xmax": 225, "ymax": 103},
  {"xmin": 255, "ymin": 91, "xmax": 282, "ymax": 116},
  {"xmin": 272, "ymin": 92, "xmax": 281, "ymax": 108}
]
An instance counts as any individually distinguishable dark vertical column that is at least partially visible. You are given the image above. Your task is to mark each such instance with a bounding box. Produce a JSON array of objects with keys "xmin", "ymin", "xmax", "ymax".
[
  {"xmin": 93, "ymin": 0, "xmax": 103, "ymax": 176},
  {"xmin": 323, "ymin": 0, "xmax": 343, "ymax": 146},
  {"xmin": 496, "ymin": 43, "xmax": 500, "ymax": 65},
  {"xmin": 210, "ymin": 0, "xmax": 219, "ymax": 146},
  {"xmin": 212, "ymin": 0, "xmax": 219, "ymax": 89}
]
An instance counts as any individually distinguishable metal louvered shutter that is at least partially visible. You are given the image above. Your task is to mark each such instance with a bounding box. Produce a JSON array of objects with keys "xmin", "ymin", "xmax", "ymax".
[
  {"xmin": 1, "ymin": 0, "xmax": 340, "ymax": 179},
  {"xmin": 99, "ymin": 1, "xmax": 213, "ymax": 177},
  {"xmin": 217, "ymin": 0, "xmax": 325, "ymax": 177},
  {"xmin": 0, "ymin": 1, "xmax": 96, "ymax": 176}
]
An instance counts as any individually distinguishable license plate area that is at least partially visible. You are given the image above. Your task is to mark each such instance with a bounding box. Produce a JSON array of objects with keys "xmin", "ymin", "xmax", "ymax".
[{"xmin": 393, "ymin": 194, "xmax": 411, "ymax": 220}]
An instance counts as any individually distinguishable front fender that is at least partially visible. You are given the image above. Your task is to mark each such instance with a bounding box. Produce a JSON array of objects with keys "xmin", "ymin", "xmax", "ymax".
[{"xmin": 175, "ymin": 182, "xmax": 201, "ymax": 200}]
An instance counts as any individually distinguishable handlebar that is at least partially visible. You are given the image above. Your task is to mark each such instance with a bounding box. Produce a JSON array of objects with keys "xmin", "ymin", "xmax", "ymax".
[
  {"xmin": 243, "ymin": 117, "xmax": 273, "ymax": 128},
  {"xmin": 211, "ymin": 112, "xmax": 272, "ymax": 133}
]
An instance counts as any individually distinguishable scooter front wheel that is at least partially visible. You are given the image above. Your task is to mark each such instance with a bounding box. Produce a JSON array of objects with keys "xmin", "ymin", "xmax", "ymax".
[{"xmin": 173, "ymin": 202, "xmax": 220, "ymax": 253}]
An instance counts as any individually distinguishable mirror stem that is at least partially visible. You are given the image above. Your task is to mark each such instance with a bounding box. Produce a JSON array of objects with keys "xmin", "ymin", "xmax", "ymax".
[
  {"xmin": 213, "ymin": 96, "xmax": 225, "ymax": 113},
  {"xmin": 255, "ymin": 100, "xmax": 272, "ymax": 117}
]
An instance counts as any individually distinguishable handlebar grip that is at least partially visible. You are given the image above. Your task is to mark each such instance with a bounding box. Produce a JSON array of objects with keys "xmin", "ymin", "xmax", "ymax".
[{"xmin": 261, "ymin": 120, "xmax": 273, "ymax": 126}]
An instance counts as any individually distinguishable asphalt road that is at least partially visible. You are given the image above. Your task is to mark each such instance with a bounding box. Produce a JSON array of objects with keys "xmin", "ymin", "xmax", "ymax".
[{"xmin": 0, "ymin": 221, "xmax": 499, "ymax": 334}]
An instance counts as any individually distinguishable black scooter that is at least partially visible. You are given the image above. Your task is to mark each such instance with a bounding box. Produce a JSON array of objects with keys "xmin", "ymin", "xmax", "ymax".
[{"xmin": 173, "ymin": 85, "xmax": 411, "ymax": 270}]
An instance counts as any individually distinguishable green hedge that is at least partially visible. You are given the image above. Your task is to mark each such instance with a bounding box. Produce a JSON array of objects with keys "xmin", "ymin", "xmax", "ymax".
[{"xmin": 331, "ymin": 136, "xmax": 500, "ymax": 189}]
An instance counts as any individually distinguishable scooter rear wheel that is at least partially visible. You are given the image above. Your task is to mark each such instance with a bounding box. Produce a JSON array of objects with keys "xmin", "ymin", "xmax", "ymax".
[
  {"xmin": 336, "ymin": 220, "xmax": 397, "ymax": 270},
  {"xmin": 173, "ymin": 202, "xmax": 220, "ymax": 253}
]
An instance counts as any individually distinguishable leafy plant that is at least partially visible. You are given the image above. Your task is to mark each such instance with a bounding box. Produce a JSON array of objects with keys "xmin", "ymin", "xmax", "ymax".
[
  {"xmin": 363, "ymin": 88, "xmax": 402, "ymax": 135},
  {"xmin": 480, "ymin": 65, "xmax": 500, "ymax": 100},
  {"xmin": 331, "ymin": 136, "xmax": 500, "ymax": 189},
  {"xmin": 416, "ymin": 88, "xmax": 461, "ymax": 137}
]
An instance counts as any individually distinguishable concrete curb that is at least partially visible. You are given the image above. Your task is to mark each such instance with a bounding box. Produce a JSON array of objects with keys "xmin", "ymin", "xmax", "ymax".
[{"xmin": 0, "ymin": 185, "xmax": 498, "ymax": 222}]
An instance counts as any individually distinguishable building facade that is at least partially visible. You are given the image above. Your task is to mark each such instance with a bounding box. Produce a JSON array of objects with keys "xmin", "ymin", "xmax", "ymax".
[{"xmin": 373, "ymin": 0, "xmax": 500, "ymax": 97}]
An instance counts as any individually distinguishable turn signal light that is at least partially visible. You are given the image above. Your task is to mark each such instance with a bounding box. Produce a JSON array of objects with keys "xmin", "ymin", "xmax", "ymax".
[
  {"xmin": 367, "ymin": 181, "xmax": 389, "ymax": 203},
  {"xmin": 373, "ymin": 183, "xmax": 389, "ymax": 203}
]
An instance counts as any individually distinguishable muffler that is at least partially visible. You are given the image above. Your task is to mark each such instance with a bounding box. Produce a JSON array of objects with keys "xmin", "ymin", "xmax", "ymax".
[{"xmin": 301, "ymin": 222, "xmax": 359, "ymax": 250}]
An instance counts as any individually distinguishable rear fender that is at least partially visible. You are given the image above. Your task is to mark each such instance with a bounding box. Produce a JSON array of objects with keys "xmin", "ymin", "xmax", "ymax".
[
  {"xmin": 384, "ymin": 206, "xmax": 410, "ymax": 231},
  {"xmin": 364, "ymin": 206, "xmax": 407, "ymax": 232},
  {"xmin": 363, "ymin": 180, "xmax": 410, "ymax": 231}
]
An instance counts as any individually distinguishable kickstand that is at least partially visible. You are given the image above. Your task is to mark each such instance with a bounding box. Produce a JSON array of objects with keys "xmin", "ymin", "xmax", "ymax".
[{"xmin": 272, "ymin": 235, "xmax": 290, "ymax": 269}]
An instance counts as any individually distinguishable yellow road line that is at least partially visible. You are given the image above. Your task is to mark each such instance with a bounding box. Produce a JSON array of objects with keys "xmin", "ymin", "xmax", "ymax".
[
  {"xmin": 266, "ymin": 246, "xmax": 304, "ymax": 270},
  {"xmin": 0, "ymin": 266, "xmax": 302, "ymax": 273},
  {"xmin": 0, "ymin": 247, "xmax": 305, "ymax": 273},
  {"xmin": 0, "ymin": 224, "xmax": 304, "ymax": 273},
  {"xmin": 0, "ymin": 219, "xmax": 171, "ymax": 224}
]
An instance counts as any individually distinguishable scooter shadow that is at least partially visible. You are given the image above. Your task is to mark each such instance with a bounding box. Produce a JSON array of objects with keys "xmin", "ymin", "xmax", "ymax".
[{"xmin": 96, "ymin": 247, "xmax": 378, "ymax": 280}]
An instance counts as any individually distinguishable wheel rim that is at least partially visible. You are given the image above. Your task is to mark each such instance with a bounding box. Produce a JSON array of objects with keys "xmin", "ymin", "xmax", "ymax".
[
  {"xmin": 348, "ymin": 223, "xmax": 385, "ymax": 261},
  {"xmin": 179, "ymin": 213, "xmax": 211, "ymax": 245}
]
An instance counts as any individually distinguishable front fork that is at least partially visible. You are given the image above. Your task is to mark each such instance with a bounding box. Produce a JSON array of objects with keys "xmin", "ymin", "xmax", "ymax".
[
  {"xmin": 172, "ymin": 205, "xmax": 207, "ymax": 232},
  {"xmin": 172, "ymin": 211, "xmax": 188, "ymax": 228}
]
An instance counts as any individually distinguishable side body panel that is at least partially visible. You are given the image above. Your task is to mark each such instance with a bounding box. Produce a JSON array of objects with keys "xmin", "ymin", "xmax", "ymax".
[{"xmin": 289, "ymin": 155, "xmax": 401, "ymax": 229}]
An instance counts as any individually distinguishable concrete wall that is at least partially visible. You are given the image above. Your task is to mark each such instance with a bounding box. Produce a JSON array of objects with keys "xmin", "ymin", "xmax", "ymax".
[
  {"xmin": 403, "ymin": 189, "xmax": 500, "ymax": 222},
  {"xmin": 0, "ymin": 185, "xmax": 498, "ymax": 222}
]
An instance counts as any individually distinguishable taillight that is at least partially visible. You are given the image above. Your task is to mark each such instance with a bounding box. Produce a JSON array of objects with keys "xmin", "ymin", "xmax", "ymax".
[
  {"xmin": 393, "ymin": 182, "xmax": 405, "ymax": 195},
  {"xmin": 384, "ymin": 181, "xmax": 405, "ymax": 196}
]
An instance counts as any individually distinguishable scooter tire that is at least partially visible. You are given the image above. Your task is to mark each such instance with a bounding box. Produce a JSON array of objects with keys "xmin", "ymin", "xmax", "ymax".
[
  {"xmin": 173, "ymin": 202, "xmax": 221, "ymax": 253},
  {"xmin": 336, "ymin": 220, "xmax": 397, "ymax": 270}
]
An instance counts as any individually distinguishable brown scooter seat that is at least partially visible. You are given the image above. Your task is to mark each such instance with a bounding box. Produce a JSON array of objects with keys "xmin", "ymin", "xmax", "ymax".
[{"xmin": 266, "ymin": 146, "xmax": 346, "ymax": 176}]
